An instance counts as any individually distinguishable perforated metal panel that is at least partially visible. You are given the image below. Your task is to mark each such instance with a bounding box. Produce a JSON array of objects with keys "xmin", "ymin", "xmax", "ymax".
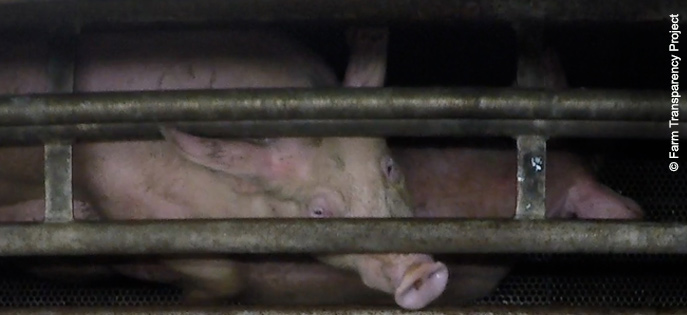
[{"xmin": 0, "ymin": 273, "xmax": 181, "ymax": 307}]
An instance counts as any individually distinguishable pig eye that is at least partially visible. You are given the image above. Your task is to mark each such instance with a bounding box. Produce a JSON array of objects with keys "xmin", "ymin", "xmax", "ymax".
[{"xmin": 381, "ymin": 156, "xmax": 401, "ymax": 183}]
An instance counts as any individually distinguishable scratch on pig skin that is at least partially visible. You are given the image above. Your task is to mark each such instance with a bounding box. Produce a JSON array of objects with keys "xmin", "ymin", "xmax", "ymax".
[
  {"xmin": 309, "ymin": 138, "xmax": 323, "ymax": 147},
  {"xmin": 186, "ymin": 64, "xmax": 196, "ymax": 79},
  {"xmin": 209, "ymin": 69, "xmax": 217, "ymax": 88},
  {"xmin": 204, "ymin": 139, "xmax": 223, "ymax": 161},
  {"xmin": 330, "ymin": 154, "xmax": 345, "ymax": 171},
  {"xmin": 156, "ymin": 69, "xmax": 168, "ymax": 89}
]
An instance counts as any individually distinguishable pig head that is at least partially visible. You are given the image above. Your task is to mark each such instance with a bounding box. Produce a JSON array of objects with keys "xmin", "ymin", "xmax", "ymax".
[
  {"xmin": 387, "ymin": 45, "xmax": 644, "ymax": 303},
  {"xmin": 0, "ymin": 29, "xmax": 447, "ymax": 310}
]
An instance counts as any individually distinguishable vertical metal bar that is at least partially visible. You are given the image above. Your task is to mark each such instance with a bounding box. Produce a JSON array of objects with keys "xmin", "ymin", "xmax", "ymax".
[
  {"xmin": 515, "ymin": 135, "xmax": 547, "ymax": 219},
  {"xmin": 513, "ymin": 23, "xmax": 554, "ymax": 220},
  {"xmin": 44, "ymin": 143, "xmax": 73, "ymax": 222},
  {"xmin": 44, "ymin": 31, "xmax": 76, "ymax": 223}
]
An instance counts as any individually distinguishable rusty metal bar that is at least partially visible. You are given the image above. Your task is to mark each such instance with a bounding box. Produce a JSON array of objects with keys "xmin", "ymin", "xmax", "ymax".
[
  {"xmin": 0, "ymin": 219, "xmax": 682, "ymax": 256},
  {"xmin": 43, "ymin": 32, "xmax": 76, "ymax": 223},
  {"xmin": 515, "ymin": 136, "xmax": 547, "ymax": 219},
  {"xmin": 0, "ymin": 306, "xmax": 683, "ymax": 315},
  {"xmin": 0, "ymin": 0, "xmax": 680, "ymax": 32},
  {"xmin": 0, "ymin": 120, "xmax": 676, "ymax": 145},
  {"xmin": 0, "ymin": 88, "xmax": 668, "ymax": 125}
]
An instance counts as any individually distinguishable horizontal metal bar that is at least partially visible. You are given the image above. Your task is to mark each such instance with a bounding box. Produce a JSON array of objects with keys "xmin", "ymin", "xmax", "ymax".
[
  {"xmin": 0, "ymin": 0, "xmax": 679, "ymax": 32},
  {"xmin": 0, "ymin": 88, "xmax": 667, "ymax": 127},
  {"xmin": 0, "ymin": 219, "xmax": 683, "ymax": 256},
  {"xmin": 0, "ymin": 120, "xmax": 676, "ymax": 144},
  {"xmin": 0, "ymin": 306, "xmax": 683, "ymax": 315}
]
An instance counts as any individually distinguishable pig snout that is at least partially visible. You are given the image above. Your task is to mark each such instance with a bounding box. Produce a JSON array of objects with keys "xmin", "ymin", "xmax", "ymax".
[
  {"xmin": 394, "ymin": 260, "xmax": 449, "ymax": 310},
  {"xmin": 345, "ymin": 254, "xmax": 448, "ymax": 310},
  {"xmin": 555, "ymin": 180, "xmax": 644, "ymax": 220}
]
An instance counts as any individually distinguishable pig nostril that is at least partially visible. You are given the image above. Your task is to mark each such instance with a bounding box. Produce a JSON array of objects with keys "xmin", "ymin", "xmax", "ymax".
[
  {"xmin": 412, "ymin": 278, "xmax": 423, "ymax": 290},
  {"xmin": 381, "ymin": 156, "xmax": 400, "ymax": 182},
  {"xmin": 394, "ymin": 262, "xmax": 448, "ymax": 310}
]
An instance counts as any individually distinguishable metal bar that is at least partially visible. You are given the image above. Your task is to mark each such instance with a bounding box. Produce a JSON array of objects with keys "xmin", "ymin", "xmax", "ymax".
[
  {"xmin": 43, "ymin": 143, "xmax": 73, "ymax": 222},
  {"xmin": 43, "ymin": 31, "xmax": 76, "ymax": 223},
  {"xmin": 0, "ymin": 88, "xmax": 667, "ymax": 127},
  {"xmin": 515, "ymin": 136, "xmax": 547, "ymax": 219},
  {"xmin": 0, "ymin": 120, "xmax": 678, "ymax": 145},
  {"xmin": 0, "ymin": 0, "xmax": 680, "ymax": 32},
  {"xmin": 0, "ymin": 306, "xmax": 683, "ymax": 315},
  {"xmin": 0, "ymin": 219, "xmax": 682, "ymax": 256},
  {"xmin": 512, "ymin": 24, "xmax": 555, "ymax": 220},
  {"xmin": 2, "ymin": 119, "xmax": 680, "ymax": 144}
]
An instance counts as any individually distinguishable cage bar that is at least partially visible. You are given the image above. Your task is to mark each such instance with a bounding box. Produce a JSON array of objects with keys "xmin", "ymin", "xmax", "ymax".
[
  {"xmin": 515, "ymin": 136, "xmax": 547, "ymax": 219},
  {"xmin": 0, "ymin": 88, "xmax": 668, "ymax": 125},
  {"xmin": 512, "ymin": 23, "xmax": 554, "ymax": 220},
  {"xmin": 43, "ymin": 143, "xmax": 73, "ymax": 222},
  {"xmin": 42, "ymin": 32, "xmax": 76, "ymax": 223},
  {"xmin": 0, "ymin": 219, "xmax": 682, "ymax": 256},
  {"xmin": 0, "ymin": 120, "xmax": 675, "ymax": 145}
]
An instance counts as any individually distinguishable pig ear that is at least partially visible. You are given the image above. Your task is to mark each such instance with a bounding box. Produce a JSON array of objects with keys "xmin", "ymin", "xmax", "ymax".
[{"xmin": 160, "ymin": 127, "xmax": 274, "ymax": 179}]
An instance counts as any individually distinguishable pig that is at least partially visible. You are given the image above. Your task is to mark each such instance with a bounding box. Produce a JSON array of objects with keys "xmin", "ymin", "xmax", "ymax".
[
  {"xmin": 391, "ymin": 139, "xmax": 644, "ymax": 220},
  {"xmin": 387, "ymin": 41, "xmax": 644, "ymax": 302},
  {"xmin": 0, "ymin": 28, "xmax": 643, "ymax": 307},
  {"xmin": 387, "ymin": 138, "xmax": 644, "ymax": 302},
  {"xmin": 217, "ymin": 31, "xmax": 644, "ymax": 305},
  {"xmin": 0, "ymin": 29, "xmax": 448, "ymax": 310}
]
